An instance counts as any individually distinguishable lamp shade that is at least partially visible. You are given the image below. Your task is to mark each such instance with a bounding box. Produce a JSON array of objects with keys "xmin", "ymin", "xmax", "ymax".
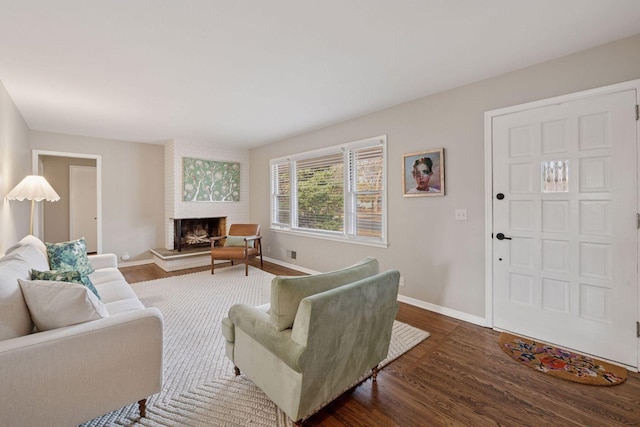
[{"xmin": 6, "ymin": 175, "xmax": 61, "ymax": 202}]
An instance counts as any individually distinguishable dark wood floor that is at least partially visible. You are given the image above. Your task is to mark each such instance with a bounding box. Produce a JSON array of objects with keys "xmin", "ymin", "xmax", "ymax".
[{"xmin": 120, "ymin": 260, "xmax": 640, "ymax": 426}]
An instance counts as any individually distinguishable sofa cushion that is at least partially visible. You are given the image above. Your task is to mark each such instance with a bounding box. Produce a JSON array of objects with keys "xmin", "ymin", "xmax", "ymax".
[
  {"xmin": 18, "ymin": 279, "xmax": 109, "ymax": 331},
  {"xmin": 3, "ymin": 235, "xmax": 48, "ymax": 260},
  {"xmin": 45, "ymin": 238, "xmax": 94, "ymax": 276},
  {"xmin": 270, "ymin": 257, "xmax": 379, "ymax": 331},
  {"xmin": 31, "ymin": 269, "xmax": 101, "ymax": 300},
  {"xmin": 104, "ymin": 298, "xmax": 145, "ymax": 315},
  {"xmin": 0, "ymin": 239, "xmax": 50, "ymax": 340},
  {"xmin": 91, "ymin": 269, "xmax": 139, "ymax": 304}
]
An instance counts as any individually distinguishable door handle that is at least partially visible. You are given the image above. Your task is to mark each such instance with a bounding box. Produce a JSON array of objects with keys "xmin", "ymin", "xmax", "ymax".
[{"xmin": 496, "ymin": 233, "xmax": 512, "ymax": 240}]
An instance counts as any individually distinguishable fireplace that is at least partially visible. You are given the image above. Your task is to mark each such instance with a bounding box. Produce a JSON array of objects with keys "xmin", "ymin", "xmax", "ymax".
[{"xmin": 172, "ymin": 217, "xmax": 226, "ymax": 252}]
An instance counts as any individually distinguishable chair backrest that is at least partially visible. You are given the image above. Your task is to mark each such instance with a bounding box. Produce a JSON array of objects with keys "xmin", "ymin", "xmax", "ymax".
[
  {"xmin": 228, "ymin": 224, "xmax": 260, "ymax": 237},
  {"xmin": 269, "ymin": 257, "xmax": 379, "ymax": 331}
]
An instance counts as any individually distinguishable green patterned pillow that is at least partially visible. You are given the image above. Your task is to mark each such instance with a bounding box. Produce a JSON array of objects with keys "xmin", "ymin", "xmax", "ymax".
[
  {"xmin": 46, "ymin": 238, "xmax": 94, "ymax": 276},
  {"xmin": 31, "ymin": 269, "xmax": 101, "ymax": 300}
]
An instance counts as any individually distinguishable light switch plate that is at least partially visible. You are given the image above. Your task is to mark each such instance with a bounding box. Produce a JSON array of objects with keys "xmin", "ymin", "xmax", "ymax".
[{"xmin": 455, "ymin": 209, "xmax": 468, "ymax": 221}]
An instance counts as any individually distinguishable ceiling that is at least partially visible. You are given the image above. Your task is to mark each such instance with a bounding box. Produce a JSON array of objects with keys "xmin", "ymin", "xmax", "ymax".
[{"xmin": 1, "ymin": 1, "xmax": 640, "ymax": 148}]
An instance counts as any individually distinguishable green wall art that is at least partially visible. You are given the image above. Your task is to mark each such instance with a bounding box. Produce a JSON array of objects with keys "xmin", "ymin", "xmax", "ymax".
[{"xmin": 182, "ymin": 157, "xmax": 240, "ymax": 202}]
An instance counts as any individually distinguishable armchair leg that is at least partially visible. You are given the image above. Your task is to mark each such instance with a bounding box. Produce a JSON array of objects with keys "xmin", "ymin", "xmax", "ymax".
[
  {"xmin": 211, "ymin": 258, "xmax": 215, "ymax": 274},
  {"xmin": 138, "ymin": 399, "xmax": 147, "ymax": 418},
  {"xmin": 234, "ymin": 366, "xmax": 241, "ymax": 376},
  {"xmin": 372, "ymin": 365, "xmax": 380, "ymax": 382}
]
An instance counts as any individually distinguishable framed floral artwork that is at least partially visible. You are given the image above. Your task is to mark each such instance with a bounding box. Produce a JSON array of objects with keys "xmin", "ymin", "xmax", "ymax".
[
  {"xmin": 182, "ymin": 157, "xmax": 240, "ymax": 202},
  {"xmin": 402, "ymin": 148, "xmax": 445, "ymax": 197}
]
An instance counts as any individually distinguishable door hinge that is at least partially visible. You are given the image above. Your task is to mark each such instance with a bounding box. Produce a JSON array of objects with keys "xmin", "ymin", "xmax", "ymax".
[
  {"xmin": 637, "ymin": 213, "xmax": 640, "ymax": 229},
  {"xmin": 637, "ymin": 321, "xmax": 640, "ymax": 338},
  {"xmin": 636, "ymin": 104, "xmax": 639, "ymax": 121}
]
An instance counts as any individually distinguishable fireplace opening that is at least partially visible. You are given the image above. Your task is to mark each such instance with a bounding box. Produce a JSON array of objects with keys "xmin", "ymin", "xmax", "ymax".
[{"xmin": 173, "ymin": 217, "xmax": 226, "ymax": 252}]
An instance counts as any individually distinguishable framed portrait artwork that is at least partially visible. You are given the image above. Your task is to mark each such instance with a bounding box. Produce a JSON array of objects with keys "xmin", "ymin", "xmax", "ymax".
[{"xmin": 402, "ymin": 148, "xmax": 445, "ymax": 197}]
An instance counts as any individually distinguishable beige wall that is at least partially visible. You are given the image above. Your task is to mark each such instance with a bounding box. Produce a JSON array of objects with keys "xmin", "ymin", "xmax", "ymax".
[
  {"xmin": 41, "ymin": 156, "xmax": 96, "ymax": 244},
  {"xmin": 0, "ymin": 81, "xmax": 31, "ymax": 254},
  {"xmin": 30, "ymin": 131, "xmax": 165, "ymax": 262},
  {"xmin": 250, "ymin": 33, "xmax": 640, "ymax": 320}
]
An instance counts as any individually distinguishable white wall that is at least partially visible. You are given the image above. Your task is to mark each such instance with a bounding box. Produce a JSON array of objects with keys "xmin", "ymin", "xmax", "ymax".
[
  {"xmin": 0, "ymin": 80, "xmax": 31, "ymax": 254},
  {"xmin": 30, "ymin": 131, "xmax": 165, "ymax": 262},
  {"xmin": 250, "ymin": 33, "xmax": 640, "ymax": 321},
  {"xmin": 164, "ymin": 139, "xmax": 250, "ymax": 249}
]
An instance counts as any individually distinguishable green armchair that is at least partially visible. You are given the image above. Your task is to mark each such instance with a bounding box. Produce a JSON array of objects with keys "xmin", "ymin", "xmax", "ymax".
[{"xmin": 221, "ymin": 257, "xmax": 400, "ymax": 425}]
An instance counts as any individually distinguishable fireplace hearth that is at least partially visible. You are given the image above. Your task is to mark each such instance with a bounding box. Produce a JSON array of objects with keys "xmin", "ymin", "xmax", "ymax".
[{"xmin": 172, "ymin": 217, "xmax": 226, "ymax": 252}]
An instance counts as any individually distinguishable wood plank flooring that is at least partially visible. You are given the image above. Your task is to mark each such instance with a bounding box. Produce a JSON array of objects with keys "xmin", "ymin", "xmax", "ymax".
[{"xmin": 120, "ymin": 261, "xmax": 640, "ymax": 426}]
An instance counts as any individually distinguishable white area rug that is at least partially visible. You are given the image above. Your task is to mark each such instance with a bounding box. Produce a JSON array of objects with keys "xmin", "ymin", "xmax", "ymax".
[{"xmin": 84, "ymin": 265, "xmax": 430, "ymax": 427}]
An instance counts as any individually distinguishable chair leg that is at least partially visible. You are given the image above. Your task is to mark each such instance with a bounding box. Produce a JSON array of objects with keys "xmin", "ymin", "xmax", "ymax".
[
  {"xmin": 211, "ymin": 258, "xmax": 214, "ymax": 274},
  {"xmin": 372, "ymin": 365, "xmax": 379, "ymax": 382},
  {"xmin": 138, "ymin": 399, "xmax": 147, "ymax": 418},
  {"xmin": 234, "ymin": 366, "xmax": 241, "ymax": 376},
  {"xmin": 245, "ymin": 257, "xmax": 249, "ymax": 276}
]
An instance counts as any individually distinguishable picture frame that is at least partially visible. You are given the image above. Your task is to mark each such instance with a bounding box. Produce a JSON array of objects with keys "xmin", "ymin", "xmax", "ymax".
[
  {"xmin": 182, "ymin": 157, "xmax": 240, "ymax": 202},
  {"xmin": 402, "ymin": 148, "xmax": 445, "ymax": 197}
]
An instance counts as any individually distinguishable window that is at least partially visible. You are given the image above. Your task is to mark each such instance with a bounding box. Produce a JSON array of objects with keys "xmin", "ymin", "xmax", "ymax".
[{"xmin": 270, "ymin": 135, "xmax": 387, "ymax": 246}]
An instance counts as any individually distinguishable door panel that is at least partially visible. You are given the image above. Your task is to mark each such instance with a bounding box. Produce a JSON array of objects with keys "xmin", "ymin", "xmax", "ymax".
[
  {"xmin": 69, "ymin": 166, "xmax": 98, "ymax": 253},
  {"xmin": 492, "ymin": 89, "xmax": 638, "ymax": 367}
]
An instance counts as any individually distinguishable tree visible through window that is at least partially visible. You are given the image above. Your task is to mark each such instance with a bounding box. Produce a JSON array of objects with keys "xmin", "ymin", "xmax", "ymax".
[
  {"xmin": 270, "ymin": 136, "xmax": 387, "ymax": 245},
  {"xmin": 296, "ymin": 152, "xmax": 344, "ymax": 233}
]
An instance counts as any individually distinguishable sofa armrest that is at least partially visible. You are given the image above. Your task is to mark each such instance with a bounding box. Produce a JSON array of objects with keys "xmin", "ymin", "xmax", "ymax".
[
  {"xmin": 88, "ymin": 253, "xmax": 118, "ymax": 270},
  {"xmin": 229, "ymin": 303, "xmax": 306, "ymax": 372},
  {"xmin": 0, "ymin": 307, "xmax": 163, "ymax": 426}
]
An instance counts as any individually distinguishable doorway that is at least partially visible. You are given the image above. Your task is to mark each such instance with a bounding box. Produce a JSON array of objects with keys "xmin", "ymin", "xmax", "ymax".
[
  {"xmin": 32, "ymin": 150, "xmax": 102, "ymax": 254},
  {"xmin": 69, "ymin": 165, "xmax": 98, "ymax": 253},
  {"xmin": 485, "ymin": 80, "xmax": 639, "ymax": 368}
]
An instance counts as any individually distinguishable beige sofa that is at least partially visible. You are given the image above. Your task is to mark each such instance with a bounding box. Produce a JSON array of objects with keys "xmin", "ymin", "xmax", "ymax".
[
  {"xmin": 222, "ymin": 257, "xmax": 400, "ymax": 425},
  {"xmin": 0, "ymin": 235, "xmax": 163, "ymax": 426}
]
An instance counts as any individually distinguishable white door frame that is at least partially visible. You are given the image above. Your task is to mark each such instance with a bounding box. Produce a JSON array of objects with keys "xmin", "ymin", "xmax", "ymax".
[
  {"xmin": 32, "ymin": 150, "xmax": 103, "ymax": 254},
  {"xmin": 484, "ymin": 78, "xmax": 640, "ymax": 360}
]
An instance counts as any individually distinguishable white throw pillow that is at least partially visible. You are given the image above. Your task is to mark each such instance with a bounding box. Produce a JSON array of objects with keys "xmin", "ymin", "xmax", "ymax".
[{"xmin": 18, "ymin": 279, "xmax": 109, "ymax": 332}]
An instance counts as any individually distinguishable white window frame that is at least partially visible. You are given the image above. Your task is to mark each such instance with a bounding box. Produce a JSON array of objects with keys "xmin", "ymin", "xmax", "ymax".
[{"xmin": 270, "ymin": 135, "xmax": 388, "ymax": 248}]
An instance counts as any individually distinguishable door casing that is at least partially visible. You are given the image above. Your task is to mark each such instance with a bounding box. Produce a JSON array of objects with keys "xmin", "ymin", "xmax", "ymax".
[
  {"xmin": 484, "ymin": 78, "xmax": 640, "ymax": 369},
  {"xmin": 32, "ymin": 150, "xmax": 103, "ymax": 254}
]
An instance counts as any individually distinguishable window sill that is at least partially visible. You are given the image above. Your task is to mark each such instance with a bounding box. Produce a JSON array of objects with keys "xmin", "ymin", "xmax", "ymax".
[{"xmin": 270, "ymin": 227, "xmax": 389, "ymax": 249}]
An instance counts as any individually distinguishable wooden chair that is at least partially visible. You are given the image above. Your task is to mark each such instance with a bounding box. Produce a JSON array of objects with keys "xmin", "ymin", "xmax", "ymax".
[{"xmin": 211, "ymin": 224, "xmax": 263, "ymax": 276}]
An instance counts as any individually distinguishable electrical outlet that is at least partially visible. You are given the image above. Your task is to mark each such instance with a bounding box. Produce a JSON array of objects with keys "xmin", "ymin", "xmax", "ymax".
[
  {"xmin": 399, "ymin": 276, "xmax": 405, "ymax": 287},
  {"xmin": 291, "ymin": 250, "xmax": 297, "ymax": 260},
  {"xmin": 267, "ymin": 246, "xmax": 271, "ymax": 253}
]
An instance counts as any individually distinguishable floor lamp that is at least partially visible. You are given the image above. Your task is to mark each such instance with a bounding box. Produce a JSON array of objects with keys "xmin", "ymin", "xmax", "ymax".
[{"xmin": 6, "ymin": 175, "xmax": 61, "ymax": 235}]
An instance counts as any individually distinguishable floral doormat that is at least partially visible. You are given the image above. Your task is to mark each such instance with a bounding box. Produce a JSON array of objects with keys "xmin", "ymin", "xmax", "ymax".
[{"xmin": 499, "ymin": 333, "xmax": 626, "ymax": 386}]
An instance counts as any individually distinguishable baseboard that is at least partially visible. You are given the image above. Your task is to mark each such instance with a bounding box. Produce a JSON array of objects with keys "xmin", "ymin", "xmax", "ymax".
[
  {"xmin": 262, "ymin": 256, "xmax": 321, "ymax": 275},
  {"xmin": 397, "ymin": 294, "xmax": 488, "ymax": 327},
  {"xmin": 117, "ymin": 259, "xmax": 155, "ymax": 268},
  {"xmin": 265, "ymin": 256, "xmax": 488, "ymax": 327}
]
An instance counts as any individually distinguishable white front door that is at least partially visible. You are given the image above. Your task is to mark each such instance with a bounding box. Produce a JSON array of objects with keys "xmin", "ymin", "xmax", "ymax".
[
  {"xmin": 492, "ymin": 89, "xmax": 638, "ymax": 367},
  {"xmin": 69, "ymin": 165, "xmax": 98, "ymax": 253}
]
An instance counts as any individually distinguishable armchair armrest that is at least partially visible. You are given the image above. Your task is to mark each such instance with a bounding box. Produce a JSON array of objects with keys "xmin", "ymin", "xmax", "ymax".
[
  {"xmin": 243, "ymin": 235, "xmax": 261, "ymax": 242},
  {"xmin": 229, "ymin": 303, "xmax": 305, "ymax": 372},
  {"xmin": 88, "ymin": 253, "xmax": 118, "ymax": 270}
]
